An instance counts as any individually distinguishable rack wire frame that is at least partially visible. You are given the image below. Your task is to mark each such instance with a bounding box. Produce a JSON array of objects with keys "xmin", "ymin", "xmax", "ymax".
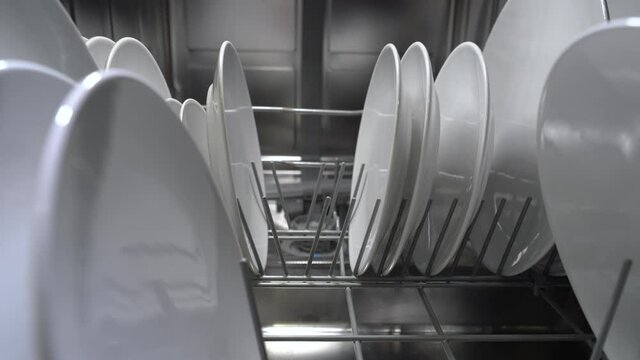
[{"xmin": 241, "ymin": 106, "xmax": 630, "ymax": 360}]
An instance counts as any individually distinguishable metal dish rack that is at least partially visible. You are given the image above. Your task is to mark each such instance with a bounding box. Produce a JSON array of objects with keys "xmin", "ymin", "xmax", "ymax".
[{"xmin": 242, "ymin": 107, "xmax": 631, "ymax": 360}]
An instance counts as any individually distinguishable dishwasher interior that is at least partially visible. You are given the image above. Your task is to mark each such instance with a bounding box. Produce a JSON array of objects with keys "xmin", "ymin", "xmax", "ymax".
[{"xmin": 59, "ymin": 1, "xmax": 629, "ymax": 359}]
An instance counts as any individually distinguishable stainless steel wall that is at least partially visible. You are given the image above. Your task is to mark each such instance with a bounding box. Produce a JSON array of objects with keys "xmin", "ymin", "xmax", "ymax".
[{"xmin": 62, "ymin": 0, "xmax": 507, "ymax": 156}]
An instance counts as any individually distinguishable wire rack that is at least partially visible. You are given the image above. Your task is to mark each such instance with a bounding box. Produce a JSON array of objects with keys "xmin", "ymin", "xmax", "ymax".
[{"xmin": 241, "ymin": 106, "xmax": 631, "ymax": 360}]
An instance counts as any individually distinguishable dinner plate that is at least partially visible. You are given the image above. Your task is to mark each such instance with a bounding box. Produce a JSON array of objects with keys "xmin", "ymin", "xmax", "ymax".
[
  {"xmin": 181, "ymin": 98, "xmax": 211, "ymax": 167},
  {"xmin": 165, "ymin": 98, "xmax": 182, "ymax": 117},
  {"xmin": 207, "ymin": 41, "xmax": 267, "ymax": 275},
  {"xmin": 412, "ymin": 42, "xmax": 491, "ymax": 275},
  {"xmin": 0, "ymin": 0, "xmax": 96, "ymax": 80},
  {"xmin": 106, "ymin": 37, "xmax": 171, "ymax": 99},
  {"xmin": 538, "ymin": 19, "xmax": 640, "ymax": 360},
  {"xmin": 34, "ymin": 70, "xmax": 265, "ymax": 360},
  {"xmin": 348, "ymin": 44, "xmax": 402, "ymax": 276},
  {"xmin": 86, "ymin": 36, "xmax": 115, "ymax": 70},
  {"xmin": 472, "ymin": 0, "xmax": 606, "ymax": 275},
  {"xmin": 377, "ymin": 42, "xmax": 439, "ymax": 275},
  {"xmin": 0, "ymin": 60, "xmax": 74, "ymax": 360}
]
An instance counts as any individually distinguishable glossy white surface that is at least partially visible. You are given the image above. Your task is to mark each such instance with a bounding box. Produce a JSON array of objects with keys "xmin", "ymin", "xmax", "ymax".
[
  {"xmin": 608, "ymin": 0, "xmax": 640, "ymax": 18},
  {"xmin": 86, "ymin": 36, "xmax": 115, "ymax": 70},
  {"xmin": 35, "ymin": 71, "xmax": 264, "ymax": 360},
  {"xmin": 165, "ymin": 98, "xmax": 182, "ymax": 117},
  {"xmin": 106, "ymin": 37, "xmax": 171, "ymax": 99},
  {"xmin": 413, "ymin": 42, "xmax": 491, "ymax": 275},
  {"xmin": 206, "ymin": 42, "xmax": 267, "ymax": 274},
  {"xmin": 473, "ymin": 0, "xmax": 605, "ymax": 275},
  {"xmin": 0, "ymin": 0, "xmax": 96, "ymax": 80},
  {"xmin": 181, "ymin": 99, "xmax": 211, "ymax": 167},
  {"xmin": 0, "ymin": 61, "xmax": 73, "ymax": 360},
  {"xmin": 538, "ymin": 20, "xmax": 640, "ymax": 360},
  {"xmin": 348, "ymin": 44, "xmax": 401, "ymax": 275},
  {"xmin": 379, "ymin": 42, "xmax": 439, "ymax": 275}
]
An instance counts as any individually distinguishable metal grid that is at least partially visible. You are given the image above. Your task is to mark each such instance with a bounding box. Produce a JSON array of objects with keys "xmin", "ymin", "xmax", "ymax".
[{"xmin": 240, "ymin": 107, "xmax": 631, "ymax": 360}]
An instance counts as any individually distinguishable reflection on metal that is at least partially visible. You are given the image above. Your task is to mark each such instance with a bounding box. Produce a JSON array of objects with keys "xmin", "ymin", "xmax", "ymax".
[{"xmin": 253, "ymin": 106, "xmax": 362, "ymax": 117}]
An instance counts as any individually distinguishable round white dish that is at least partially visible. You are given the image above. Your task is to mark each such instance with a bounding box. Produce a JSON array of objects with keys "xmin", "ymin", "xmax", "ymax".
[
  {"xmin": 0, "ymin": 0, "xmax": 96, "ymax": 80},
  {"xmin": 206, "ymin": 41, "xmax": 267, "ymax": 275},
  {"xmin": 472, "ymin": 0, "xmax": 606, "ymax": 275},
  {"xmin": 34, "ymin": 70, "xmax": 264, "ymax": 360},
  {"xmin": 165, "ymin": 98, "xmax": 182, "ymax": 117},
  {"xmin": 0, "ymin": 60, "xmax": 74, "ymax": 360},
  {"xmin": 181, "ymin": 98, "xmax": 211, "ymax": 167},
  {"xmin": 411, "ymin": 42, "xmax": 491, "ymax": 275},
  {"xmin": 538, "ymin": 19, "xmax": 640, "ymax": 360},
  {"xmin": 86, "ymin": 36, "xmax": 115, "ymax": 70},
  {"xmin": 106, "ymin": 37, "xmax": 171, "ymax": 99},
  {"xmin": 348, "ymin": 44, "xmax": 402, "ymax": 276},
  {"xmin": 378, "ymin": 42, "xmax": 439, "ymax": 275}
]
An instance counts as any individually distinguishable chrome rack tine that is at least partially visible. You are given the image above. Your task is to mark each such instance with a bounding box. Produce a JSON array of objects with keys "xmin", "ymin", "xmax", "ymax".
[
  {"xmin": 237, "ymin": 199, "xmax": 264, "ymax": 277},
  {"xmin": 542, "ymin": 245, "xmax": 559, "ymax": 277},
  {"xmin": 449, "ymin": 200, "xmax": 484, "ymax": 276},
  {"xmin": 304, "ymin": 196, "xmax": 332, "ymax": 276},
  {"xmin": 352, "ymin": 164, "xmax": 366, "ymax": 201},
  {"xmin": 472, "ymin": 198, "xmax": 507, "ymax": 276},
  {"xmin": 330, "ymin": 197, "xmax": 357, "ymax": 276},
  {"xmin": 353, "ymin": 199, "xmax": 382, "ymax": 276},
  {"xmin": 250, "ymin": 162, "xmax": 266, "ymax": 199},
  {"xmin": 328, "ymin": 162, "xmax": 346, "ymax": 217},
  {"xmin": 377, "ymin": 199, "xmax": 408, "ymax": 276},
  {"xmin": 402, "ymin": 199, "xmax": 433, "ymax": 275},
  {"xmin": 425, "ymin": 198, "xmax": 459, "ymax": 277},
  {"xmin": 261, "ymin": 196, "xmax": 288, "ymax": 276},
  {"xmin": 601, "ymin": 0, "xmax": 611, "ymax": 21},
  {"xmin": 418, "ymin": 288, "xmax": 458, "ymax": 360},
  {"xmin": 305, "ymin": 163, "xmax": 326, "ymax": 229},
  {"xmin": 497, "ymin": 197, "xmax": 532, "ymax": 276},
  {"xmin": 589, "ymin": 259, "xmax": 632, "ymax": 360},
  {"xmin": 270, "ymin": 162, "xmax": 292, "ymax": 229}
]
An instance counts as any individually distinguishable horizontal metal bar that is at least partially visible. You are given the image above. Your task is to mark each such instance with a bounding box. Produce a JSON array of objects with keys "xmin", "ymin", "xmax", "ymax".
[
  {"xmin": 269, "ymin": 235, "xmax": 342, "ymax": 241},
  {"xmin": 270, "ymin": 230, "xmax": 344, "ymax": 235},
  {"xmin": 262, "ymin": 333, "xmax": 594, "ymax": 342},
  {"xmin": 253, "ymin": 106, "xmax": 363, "ymax": 117},
  {"xmin": 265, "ymin": 161, "xmax": 353, "ymax": 168}
]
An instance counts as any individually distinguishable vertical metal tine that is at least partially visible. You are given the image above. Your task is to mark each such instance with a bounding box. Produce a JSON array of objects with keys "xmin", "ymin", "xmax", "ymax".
[
  {"xmin": 352, "ymin": 163, "xmax": 366, "ymax": 200},
  {"xmin": 425, "ymin": 198, "xmax": 459, "ymax": 277},
  {"xmin": 472, "ymin": 198, "xmax": 507, "ymax": 276},
  {"xmin": 449, "ymin": 200, "xmax": 484, "ymax": 275},
  {"xmin": 589, "ymin": 259, "xmax": 632, "ymax": 360},
  {"xmin": 304, "ymin": 196, "xmax": 332, "ymax": 276},
  {"xmin": 542, "ymin": 245, "xmax": 559, "ymax": 277},
  {"xmin": 328, "ymin": 162, "xmax": 346, "ymax": 217},
  {"xmin": 345, "ymin": 287, "xmax": 364, "ymax": 360},
  {"xmin": 497, "ymin": 197, "xmax": 532, "ymax": 276},
  {"xmin": 601, "ymin": 0, "xmax": 611, "ymax": 21},
  {"xmin": 402, "ymin": 199, "xmax": 433, "ymax": 275},
  {"xmin": 237, "ymin": 199, "xmax": 264, "ymax": 276},
  {"xmin": 270, "ymin": 162, "xmax": 292, "ymax": 229},
  {"xmin": 353, "ymin": 199, "xmax": 382, "ymax": 276},
  {"xmin": 250, "ymin": 162, "xmax": 266, "ymax": 199},
  {"xmin": 329, "ymin": 197, "xmax": 357, "ymax": 276},
  {"xmin": 377, "ymin": 199, "xmax": 408, "ymax": 276},
  {"xmin": 261, "ymin": 196, "xmax": 288, "ymax": 276},
  {"xmin": 305, "ymin": 163, "xmax": 326, "ymax": 229}
]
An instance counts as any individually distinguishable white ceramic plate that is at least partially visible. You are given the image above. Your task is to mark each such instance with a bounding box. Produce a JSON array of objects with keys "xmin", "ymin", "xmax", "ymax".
[
  {"xmin": 0, "ymin": 60, "xmax": 74, "ymax": 360},
  {"xmin": 378, "ymin": 42, "xmax": 439, "ymax": 275},
  {"xmin": 34, "ymin": 70, "xmax": 264, "ymax": 360},
  {"xmin": 0, "ymin": 0, "xmax": 96, "ymax": 80},
  {"xmin": 165, "ymin": 98, "xmax": 182, "ymax": 117},
  {"xmin": 106, "ymin": 37, "xmax": 171, "ymax": 99},
  {"xmin": 410, "ymin": 42, "xmax": 491, "ymax": 275},
  {"xmin": 86, "ymin": 36, "xmax": 115, "ymax": 70},
  {"xmin": 181, "ymin": 98, "xmax": 211, "ymax": 167},
  {"xmin": 472, "ymin": 0, "xmax": 606, "ymax": 275},
  {"xmin": 207, "ymin": 41, "xmax": 267, "ymax": 275},
  {"xmin": 348, "ymin": 44, "xmax": 402, "ymax": 276},
  {"xmin": 538, "ymin": 19, "xmax": 640, "ymax": 360}
]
